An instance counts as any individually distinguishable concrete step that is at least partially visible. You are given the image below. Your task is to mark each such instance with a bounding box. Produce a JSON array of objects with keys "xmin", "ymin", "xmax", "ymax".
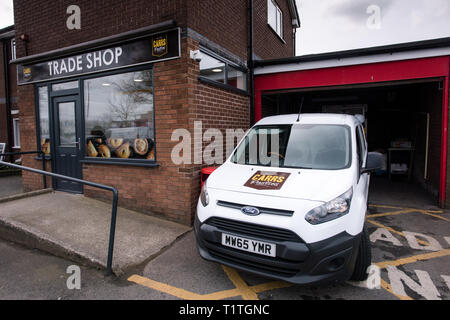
[{"xmin": 0, "ymin": 191, "xmax": 191, "ymax": 275}]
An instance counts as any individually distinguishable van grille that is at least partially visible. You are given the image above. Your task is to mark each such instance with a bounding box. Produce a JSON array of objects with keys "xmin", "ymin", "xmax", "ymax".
[
  {"xmin": 217, "ymin": 200, "xmax": 294, "ymax": 217},
  {"xmin": 205, "ymin": 217, "xmax": 303, "ymax": 242}
]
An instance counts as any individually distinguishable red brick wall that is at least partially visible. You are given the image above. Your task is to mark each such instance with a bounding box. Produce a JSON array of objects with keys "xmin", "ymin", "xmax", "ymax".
[
  {"xmin": 187, "ymin": 0, "xmax": 295, "ymax": 61},
  {"xmin": 13, "ymin": 0, "xmax": 187, "ymax": 58},
  {"xmin": 254, "ymin": 0, "xmax": 295, "ymax": 59},
  {"xmin": 187, "ymin": 0, "xmax": 248, "ymax": 60},
  {"xmin": 12, "ymin": 0, "xmax": 275, "ymax": 224},
  {"xmin": 186, "ymin": 37, "xmax": 251, "ymax": 217}
]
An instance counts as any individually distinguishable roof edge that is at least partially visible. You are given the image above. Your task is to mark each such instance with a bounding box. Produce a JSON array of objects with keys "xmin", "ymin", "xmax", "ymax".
[
  {"xmin": 288, "ymin": 0, "xmax": 301, "ymax": 28},
  {"xmin": 255, "ymin": 36, "xmax": 450, "ymax": 67}
]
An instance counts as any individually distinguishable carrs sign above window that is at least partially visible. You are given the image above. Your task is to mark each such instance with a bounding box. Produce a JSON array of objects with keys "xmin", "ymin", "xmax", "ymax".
[{"xmin": 17, "ymin": 28, "xmax": 180, "ymax": 85}]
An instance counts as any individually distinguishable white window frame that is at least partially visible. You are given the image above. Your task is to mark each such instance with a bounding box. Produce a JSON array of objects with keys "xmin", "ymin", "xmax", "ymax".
[
  {"xmin": 267, "ymin": 0, "xmax": 283, "ymax": 39},
  {"xmin": 13, "ymin": 118, "xmax": 20, "ymax": 148}
]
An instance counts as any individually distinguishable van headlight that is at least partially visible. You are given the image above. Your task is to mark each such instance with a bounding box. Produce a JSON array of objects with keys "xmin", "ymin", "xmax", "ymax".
[
  {"xmin": 200, "ymin": 181, "xmax": 210, "ymax": 207},
  {"xmin": 305, "ymin": 187, "xmax": 353, "ymax": 225}
]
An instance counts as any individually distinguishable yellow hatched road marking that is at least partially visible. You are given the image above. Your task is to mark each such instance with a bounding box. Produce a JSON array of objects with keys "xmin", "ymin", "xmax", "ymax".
[
  {"xmin": 419, "ymin": 211, "xmax": 450, "ymax": 222},
  {"xmin": 380, "ymin": 279, "xmax": 413, "ymax": 300},
  {"xmin": 221, "ymin": 265, "xmax": 259, "ymax": 300},
  {"xmin": 366, "ymin": 209, "xmax": 416, "ymax": 218},
  {"xmin": 366, "ymin": 219, "xmax": 430, "ymax": 246},
  {"xmin": 375, "ymin": 248, "xmax": 450, "ymax": 269},
  {"xmin": 128, "ymin": 274, "xmax": 203, "ymax": 300}
]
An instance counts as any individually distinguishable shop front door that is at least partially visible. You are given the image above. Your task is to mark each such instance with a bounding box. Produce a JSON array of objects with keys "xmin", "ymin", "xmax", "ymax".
[{"xmin": 52, "ymin": 95, "xmax": 83, "ymax": 193}]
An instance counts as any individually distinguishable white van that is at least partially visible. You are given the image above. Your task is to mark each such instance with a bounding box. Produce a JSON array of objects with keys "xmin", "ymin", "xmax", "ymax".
[{"xmin": 194, "ymin": 113, "xmax": 382, "ymax": 285}]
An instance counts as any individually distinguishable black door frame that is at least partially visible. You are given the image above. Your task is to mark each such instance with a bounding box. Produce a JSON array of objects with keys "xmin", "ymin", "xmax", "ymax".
[{"xmin": 49, "ymin": 87, "xmax": 83, "ymax": 193}]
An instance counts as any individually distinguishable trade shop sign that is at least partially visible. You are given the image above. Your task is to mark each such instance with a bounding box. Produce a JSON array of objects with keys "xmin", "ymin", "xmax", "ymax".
[{"xmin": 17, "ymin": 28, "xmax": 180, "ymax": 85}]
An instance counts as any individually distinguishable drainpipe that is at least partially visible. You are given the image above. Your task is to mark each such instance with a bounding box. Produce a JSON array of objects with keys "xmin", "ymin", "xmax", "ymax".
[
  {"xmin": 248, "ymin": 0, "xmax": 255, "ymax": 126},
  {"xmin": 2, "ymin": 38, "xmax": 13, "ymax": 162}
]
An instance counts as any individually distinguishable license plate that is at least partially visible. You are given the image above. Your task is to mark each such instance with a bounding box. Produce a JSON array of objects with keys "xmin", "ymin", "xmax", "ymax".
[{"xmin": 221, "ymin": 233, "xmax": 276, "ymax": 257}]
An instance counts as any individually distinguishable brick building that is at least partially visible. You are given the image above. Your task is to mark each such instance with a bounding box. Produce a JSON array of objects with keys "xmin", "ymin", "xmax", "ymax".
[
  {"xmin": 0, "ymin": 25, "xmax": 19, "ymax": 160},
  {"xmin": 10, "ymin": 0, "xmax": 300, "ymax": 225}
]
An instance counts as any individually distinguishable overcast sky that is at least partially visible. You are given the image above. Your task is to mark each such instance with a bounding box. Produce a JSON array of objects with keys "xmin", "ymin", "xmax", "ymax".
[
  {"xmin": 1, "ymin": 0, "xmax": 449, "ymax": 56},
  {"xmin": 0, "ymin": 0, "xmax": 13, "ymax": 29},
  {"xmin": 295, "ymin": 0, "xmax": 450, "ymax": 55}
]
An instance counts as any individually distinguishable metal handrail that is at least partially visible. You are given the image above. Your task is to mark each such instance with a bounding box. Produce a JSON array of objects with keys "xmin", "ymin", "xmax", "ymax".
[
  {"xmin": 0, "ymin": 150, "xmax": 47, "ymax": 189},
  {"xmin": 0, "ymin": 159, "xmax": 119, "ymax": 276}
]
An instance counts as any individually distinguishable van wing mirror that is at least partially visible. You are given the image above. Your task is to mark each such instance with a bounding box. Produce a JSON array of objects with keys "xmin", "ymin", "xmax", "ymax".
[{"xmin": 361, "ymin": 152, "xmax": 383, "ymax": 174}]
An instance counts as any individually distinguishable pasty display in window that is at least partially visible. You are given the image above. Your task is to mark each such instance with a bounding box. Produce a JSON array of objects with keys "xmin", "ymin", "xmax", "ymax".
[
  {"xmin": 107, "ymin": 138, "xmax": 124, "ymax": 150},
  {"xmin": 98, "ymin": 144, "xmax": 111, "ymax": 158},
  {"xmin": 115, "ymin": 141, "xmax": 131, "ymax": 158},
  {"xmin": 86, "ymin": 140, "xmax": 98, "ymax": 157},
  {"xmin": 41, "ymin": 138, "xmax": 51, "ymax": 155},
  {"xmin": 133, "ymin": 138, "xmax": 149, "ymax": 156}
]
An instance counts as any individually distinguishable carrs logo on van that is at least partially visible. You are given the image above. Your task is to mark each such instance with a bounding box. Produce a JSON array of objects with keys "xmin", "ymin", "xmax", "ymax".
[{"xmin": 244, "ymin": 171, "xmax": 290, "ymax": 190}]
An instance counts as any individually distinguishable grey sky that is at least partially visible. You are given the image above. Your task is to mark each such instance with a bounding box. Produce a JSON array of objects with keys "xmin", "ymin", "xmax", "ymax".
[
  {"xmin": 1, "ymin": 1, "xmax": 450, "ymax": 56},
  {"xmin": 295, "ymin": 0, "xmax": 450, "ymax": 55},
  {"xmin": 0, "ymin": 0, "xmax": 13, "ymax": 29}
]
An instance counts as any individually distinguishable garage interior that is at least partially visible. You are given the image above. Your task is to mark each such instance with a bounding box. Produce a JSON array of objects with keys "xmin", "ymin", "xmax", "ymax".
[{"xmin": 260, "ymin": 79, "xmax": 444, "ymax": 207}]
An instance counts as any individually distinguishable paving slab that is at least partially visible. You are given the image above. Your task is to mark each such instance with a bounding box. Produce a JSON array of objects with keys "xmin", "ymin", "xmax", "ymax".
[
  {"xmin": 0, "ymin": 191, "xmax": 191, "ymax": 275},
  {"xmin": 0, "ymin": 175, "xmax": 24, "ymax": 198}
]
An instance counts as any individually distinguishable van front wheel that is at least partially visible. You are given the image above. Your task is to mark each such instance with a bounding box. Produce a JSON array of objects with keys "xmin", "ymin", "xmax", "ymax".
[{"xmin": 350, "ymin": 225, "xmax": 372, "ymax": 281}]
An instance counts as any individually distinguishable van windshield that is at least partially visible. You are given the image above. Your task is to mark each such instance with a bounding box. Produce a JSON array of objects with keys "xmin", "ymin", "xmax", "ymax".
[{"xmin": 232, "ymin": 124, "xmax": 351, "ymax": 170}]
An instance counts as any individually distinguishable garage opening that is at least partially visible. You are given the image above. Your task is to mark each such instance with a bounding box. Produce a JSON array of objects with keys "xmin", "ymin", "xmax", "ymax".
[{"xmin": 260, "ymin": 79, "xmax": 444, "ymax": 207}]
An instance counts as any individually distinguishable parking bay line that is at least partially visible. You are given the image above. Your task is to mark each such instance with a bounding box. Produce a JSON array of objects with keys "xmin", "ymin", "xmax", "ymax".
[
  {"xmin": 418, "ymin": 211, "xmax": 450, "ymax": 223},
  {"xmin": 375, "ymin": 248, "xmax": 450, "ymax": 270},
  {"xmin": 366, "ymin": 209, "xmax": 416, "ymax": 219},
  {"xmin": 220, "ymin": 265, "xmax": 260, "ymax": 300},
  {"xmin": 128, "ymin": 272, "xmax": 292, "ymax": 300}
]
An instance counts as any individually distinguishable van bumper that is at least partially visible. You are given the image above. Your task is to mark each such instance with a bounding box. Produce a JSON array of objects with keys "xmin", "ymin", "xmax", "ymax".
[{"xmin": 194, "ymin": 215, "xmax": 361, "ymax": 285}]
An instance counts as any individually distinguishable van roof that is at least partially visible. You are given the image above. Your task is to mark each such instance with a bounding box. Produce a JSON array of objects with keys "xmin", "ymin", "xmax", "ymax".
[{"xmin": 255, "ymin": 113, "xmax": 360, "ymax": 126}]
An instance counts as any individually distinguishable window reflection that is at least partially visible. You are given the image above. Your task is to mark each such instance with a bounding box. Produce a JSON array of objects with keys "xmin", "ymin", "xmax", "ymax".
[
  {"xmin": 38, "ymin": 86, "xmax": 51, "ymax": 155},
  {"xmin": 199, "ymin": 54, "xmax": 225, "ymax": 83},
  {"xmin": 84, "ymin": 69, "xmax": 155, "ymax": 160}
]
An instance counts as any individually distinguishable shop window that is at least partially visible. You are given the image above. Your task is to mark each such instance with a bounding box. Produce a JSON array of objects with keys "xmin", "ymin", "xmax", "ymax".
[
  {"xmin": 267, "ymin": 0, "xmax": 283, "ymax": 39},
  {"xmin": 199, "ymin": 49, "xmax": 247, "ymax": 92},
  {"xmin": 38, "ymin": 86, "xmax": 51, "ymax": 156},
  {"xmin": 83, "ymin": 69, "xmax": 155, "ymax": 161},
  {"xmin": 52, "ymin": 80, "xmax": 79, "ymax": 91},
  {"xmin": 199, "ymin": 53, "xmax": 225, "ymax": 83},
  {"xmin": 227, "ymin": 65, "xmax": 247, "ymax": 91},
  {"xmin": 13, "ymin": 118, "xmax": 20, "ymax": 148}
]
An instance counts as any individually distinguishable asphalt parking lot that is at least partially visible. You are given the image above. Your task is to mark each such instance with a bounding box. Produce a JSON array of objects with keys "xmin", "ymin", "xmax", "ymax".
[
  {"xmin": 0, "ymin": 202, "xmax": 449, "ymax": 300},
  {"xmin": 126, "ymin": 203, "xmax": 450, "ymax": 300}
]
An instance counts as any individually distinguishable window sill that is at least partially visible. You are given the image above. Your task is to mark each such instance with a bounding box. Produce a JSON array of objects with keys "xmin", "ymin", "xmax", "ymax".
[
  {"xmin": 80, "ymin": 158, "xmax": 160, "ymax": 168},
  {"xmin": 34, "ymin": 155, "xmax": 52, "ymax": 161},
  {"xmin": 198, "ymin": 77, "xmax": 249, "ymax": 96}
]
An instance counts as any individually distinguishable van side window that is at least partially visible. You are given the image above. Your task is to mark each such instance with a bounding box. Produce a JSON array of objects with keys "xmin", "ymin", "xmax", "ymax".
[
  {"xmin": 356, "ymin": 128, "xmax": 363, "ymax": 168},
  {"xmin": 357, "ymin": 125, "xmax": 367, "ymax": 167}
]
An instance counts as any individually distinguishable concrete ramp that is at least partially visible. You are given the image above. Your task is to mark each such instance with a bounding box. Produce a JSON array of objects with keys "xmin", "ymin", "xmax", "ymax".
[{"xmin": 0, "ymin": 191, "xmax": 191, "ymax": 275}]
